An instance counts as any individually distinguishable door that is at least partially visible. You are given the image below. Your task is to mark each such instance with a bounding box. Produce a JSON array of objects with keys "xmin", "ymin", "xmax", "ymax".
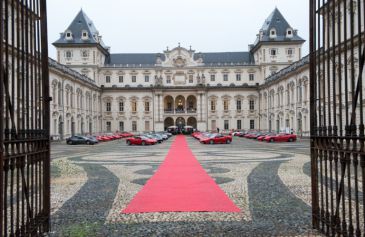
[
  {"xmin": 0, "ymin": 0, "xmax": 51, "ymax": 235},
  {"xmin": 310, "ymin": 0, "xmax": 365, "ymax": 235}
]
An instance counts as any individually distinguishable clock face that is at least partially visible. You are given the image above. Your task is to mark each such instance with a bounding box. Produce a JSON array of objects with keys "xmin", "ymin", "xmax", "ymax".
[{"xmin": 173, "ymin": 56, "xmax": 186, "ymax": 67}]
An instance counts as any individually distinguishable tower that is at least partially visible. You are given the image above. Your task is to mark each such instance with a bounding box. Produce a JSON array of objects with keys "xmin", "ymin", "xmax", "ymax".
[
  {"xmin": 53, "ymin": 10, "xmax": 110, "ymax": 84},
  {"xmin": 250, "ymin": 8, "xmax": 305, "ymax": 79}
]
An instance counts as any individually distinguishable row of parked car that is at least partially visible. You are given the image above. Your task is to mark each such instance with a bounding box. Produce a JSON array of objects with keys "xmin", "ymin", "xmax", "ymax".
[
  {"xmin": 126, "ymin": 132, "xmax": 173, "ymax": 145},
  {"xmin": 192, "ymin": 132, "xmax": 233, "ymax": 144},
  {"xmin": 66, "ymin": 132, "xmax": 133, "ymax": 145},
  {"xmin": 231, "ymin": 130, "xmax": 297, "ymax": 142}
]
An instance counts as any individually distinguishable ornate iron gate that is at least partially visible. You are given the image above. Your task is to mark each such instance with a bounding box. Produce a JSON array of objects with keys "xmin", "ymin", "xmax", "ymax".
[
  {"xmin": 0, "ymin": 0, "xmax": 50, "ymax": 236},
  {"xmin": 310, "ymin": 0, "xmax": 365, "ymax": 235}
]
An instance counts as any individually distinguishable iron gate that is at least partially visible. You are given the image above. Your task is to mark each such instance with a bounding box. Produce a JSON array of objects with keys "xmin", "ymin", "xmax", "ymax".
[
  {"xmin": 0, "ymin": 0, "xmax": 50, "ymax": 236},
  {"xmin": 310, "ymin": 0, "xmax": 365, "ymax": 235}
]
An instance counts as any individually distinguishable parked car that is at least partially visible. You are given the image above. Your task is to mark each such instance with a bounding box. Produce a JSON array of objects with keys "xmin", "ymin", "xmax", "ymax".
[
  {"xmin": 264, "ymin": 133, "xmax": 297, "ymax": 142},
  {"xmin": 257, "ymin": 133, "xmax": 275, "ymax": 141},
  {"xmin": 156, "ymin": 131, "xmax": 172, "ymax": 138},
  {"xmin": 126, "ymin": 136, "xmax": 157, "ymax": 145},
  {"xmin": 145, "ymin": 134, "xmax": 164, "ymax": 143},
  {"xmin": 86, "ymin": 136, "xmax": 99, "ymax": 143},
  {"xmin": 119, "ymin": 132, "xmax": 134, "ymax": 138},
  {"xmin": 200, "ymin": 133, "xmax": 232, "ymax": 144},
  {"xmin": 96, "ymin": 135, "xmax": 113, "ymax": 142},
  {"xmin": 66, "ymin": 136, "xmax": 98, "ymax": 145},
  {"xmin": 229, "ymin": 130, "xmax": 245, "ymax": 136},
  {"xmin": 167, "ymin": 126, "xmax": 179, "ymax": 135},
  {"xmin": 183, "ymin": 125, "xmax": 194, "ymax": 135}
]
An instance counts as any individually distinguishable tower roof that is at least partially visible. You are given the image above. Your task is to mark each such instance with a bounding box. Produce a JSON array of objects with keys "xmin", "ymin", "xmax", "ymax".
[
  {"xmin": 53, "ymin": 10, "xmax": 107, "ymax": 49},
  {"xmin": 252, "ymin": 8, "xmax": 304, "ymax": 50}
]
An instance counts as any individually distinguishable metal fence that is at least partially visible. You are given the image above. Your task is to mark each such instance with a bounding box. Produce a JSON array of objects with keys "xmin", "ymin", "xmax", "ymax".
[
  {"xmin": 310, "ymin": 0, "xmax": 365, "ymax": 235},
  {"xmin": 0, "ymin": 0, "xmax": 50, "ymax": 236}
]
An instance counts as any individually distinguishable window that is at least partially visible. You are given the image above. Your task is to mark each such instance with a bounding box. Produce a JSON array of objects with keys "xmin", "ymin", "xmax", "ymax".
[
  {"xmin": 145, "ymin": 101, "xmax": 150, "ymax": 112},
  {"xmin": 65, "ymin": 31, "xmax": 72, "ymax": 39},
  {"xmin": 249, "ymin": 100, "xmax": 255, "ymax": 110},
  {"xmin": 189, "ymin": 75, "xmax": 194, "ymax": 83},
  {"xmin": 105, "ymin": 76, "xmax": 111, "ymax": 83},
  {"xmin": 81, "ymin": 50, "xmax": 88, "ymax": 58},
  {"xmin": 166, "ymin": 76, "xmax": 171, "ymax": 84},
  {"xmin": 224, "ymin": 120, "xmax": 229, "ymax": 130},
  {"xmin": 224, "ymin": 100, "xmax": 229, "ymax": 111},
  {"xmin": 287, "ymin": 48, "xmax": 294, "ymax": 55},
  {"xmin": 210, "ymin": 75, "xmax": 215, "ymax": 82},
  {"xmin": 270, "ymin": 49, "xmax": 277, "ymax": 56},
  {"xmin": 237, "ymin": 120, "xmax": 242, "ymax": 130},
  {"xmin": 106, "ymin": 121, "xmax": 111, "ymax": 132},
  {"xmin": 287, "ymin": 29, "xmax": 293, "ymax": 37},
  {"xmin": 250, "ymin": 120, "xmax": 255, "ymax": 129},
  {"xmin": 223, "ymin": 74, "xmax": 228, "ymax": 81},
  {"xmin": 145, "ymin": 121, "xmax": 150, "ymax": 131},
  {"xmin": 210, "ymin": 100, "xmax": 216, "ymax": 111},
  {"xmin": 132, "ymin": 76, "xmax": 136, "ymax": 83},
  {"xmin": 249, "ymin": 73, "xmax": 255, "ymax": 81},
  {"xmin": 236, "ymin": 100, "xmax": 241, "ymax": 111},
  {"xmin": 66, "ymin": 51, "xmax": 72, "ymax": 59},
  {"xmin": 119, "ymin": 76, "xmax": 123, "ymax": 83},
  {"xmin": 131, "ymin": 101, "xmax": 137, "ymax": 112},
  {"xmin": 106, "ymin": 102, "xmax": 111, "ymax": 112},
  {"xmin": 119, "ymin": 121, "xmax": 124, "ymax": 131},
  {"xmin": 81, "ymin": 30, "xmax": 88, "ymax": 39},
  {"xmin": 145, "ymin": 75, "xmax": 149, "ymax": 82},
  {"xmin": 119, "ymin": 102, "xmax": 124, "ymax": 112},
  {"xmin": 132, "ymin": 121, "xmax": 137, "ymax": 132},
  {"xmin": 236, "ymin": 74, "xmax": 241, "ymax": 81}
]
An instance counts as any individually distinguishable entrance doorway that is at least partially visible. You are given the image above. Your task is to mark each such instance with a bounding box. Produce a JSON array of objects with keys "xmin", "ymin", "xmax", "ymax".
[{"xmin": 176, "ymin": 117, "xmax": 186, "ymax": 129}]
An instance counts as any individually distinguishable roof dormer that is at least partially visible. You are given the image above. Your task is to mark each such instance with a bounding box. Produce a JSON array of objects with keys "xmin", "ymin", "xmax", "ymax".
[
  {"xmin": 81, "ymin": 30, "xmax": 89, "ymax": 40},
  {"xmin": 65, "ymin": 30, "xmax": 73, "ymax": 40},
  {"xmin": 286, "ymin": 28, "xmax": 293, "ymax": 38},
  {"xmin": 269, "ymin": 28, "xmax": 277, "ymax": 39}
]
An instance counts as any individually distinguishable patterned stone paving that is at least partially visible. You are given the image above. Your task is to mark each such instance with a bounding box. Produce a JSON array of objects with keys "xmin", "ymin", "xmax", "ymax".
[{"xmin": 49, "ymin": 136, "xmax": 322, "ymax": 236}]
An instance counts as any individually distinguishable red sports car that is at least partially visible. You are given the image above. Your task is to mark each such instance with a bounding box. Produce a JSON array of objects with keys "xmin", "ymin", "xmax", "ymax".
[
  {"xmin": 119, "ymin": 132, "xmax": 133, "ymax": 138},
  {"xmin": 96, "ymin": 135, "xmax": 113, "ymax": 142},
  {"xmin": 126, "ymin": 136, "xmax": 157, "ymax": 145},
  {"xmin": 264, "ymin": 133, "xmax": 297, "ymax": 142},
  {"xmin": 200, "ymin": 133, "xmax": 232, "ymax": 144},
  {"xmin": 257, "ymin": 133, "xmax": 275, "ymax": 141}
]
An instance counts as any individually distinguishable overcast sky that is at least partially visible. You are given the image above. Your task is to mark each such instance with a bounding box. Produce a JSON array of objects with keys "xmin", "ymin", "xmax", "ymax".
[{"xmin": 47, "ymin": 0, "xmax": 309, "ymax": 58}]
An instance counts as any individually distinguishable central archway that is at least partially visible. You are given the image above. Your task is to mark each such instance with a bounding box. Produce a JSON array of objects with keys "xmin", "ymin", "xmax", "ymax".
[{"xmin": 176, "ymin": 117, "xmax": 185, "ymax": 129}]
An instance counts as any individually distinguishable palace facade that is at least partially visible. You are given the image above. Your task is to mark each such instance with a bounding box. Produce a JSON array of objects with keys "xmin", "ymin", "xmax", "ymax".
[{"xmin": 49, "ymin": 8, "xmax": 311, "ymax": 139}]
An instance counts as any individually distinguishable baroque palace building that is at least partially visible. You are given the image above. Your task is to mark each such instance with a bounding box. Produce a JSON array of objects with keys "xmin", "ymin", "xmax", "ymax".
[{"xmin": 49, "ymin": 8, "xmax": 312, "ymax": 139}]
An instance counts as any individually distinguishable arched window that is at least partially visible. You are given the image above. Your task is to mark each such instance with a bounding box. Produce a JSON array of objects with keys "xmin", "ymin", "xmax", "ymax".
[{"xmin": 58, "ymin": 82, "xmax": 62, "ymax": 106}]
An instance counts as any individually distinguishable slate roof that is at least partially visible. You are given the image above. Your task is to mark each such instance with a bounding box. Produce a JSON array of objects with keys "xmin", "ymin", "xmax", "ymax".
[
  {"xmin": 253, "ymin": 8, "xmax": 304, "ymax": 47},
  {"xmin": 106, "ymin": 52, "xmax": 254, "ymax": 66},
  {"xmin": 107, "ymin": 54, "xmax": 165, "ymax": 65},
  {"xmin": 53, "ymin": 10, "xmax": 107, "ymax": 48},
  {"xmin": 196, "ymin": 52, "xmax": 254, "ymax": 64}
]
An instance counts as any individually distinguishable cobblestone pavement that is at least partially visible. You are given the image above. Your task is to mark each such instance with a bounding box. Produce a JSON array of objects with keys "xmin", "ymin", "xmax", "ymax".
[{"xmin": 49, "ymin": 136, "xmax": 322, "ymax": 236}]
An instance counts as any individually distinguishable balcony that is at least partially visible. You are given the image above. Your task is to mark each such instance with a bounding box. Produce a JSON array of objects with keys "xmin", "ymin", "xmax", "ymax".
[
  {"xmin": 187, "ymin": 108, "xmax": 197, "ymax": 114},
  {"xmin": 164, "ymin": 108, "xmax": 198, "ymax": 115},
  {"xmin": 164, "ymin": 109, "xmax": 174, "ymax": 114}
]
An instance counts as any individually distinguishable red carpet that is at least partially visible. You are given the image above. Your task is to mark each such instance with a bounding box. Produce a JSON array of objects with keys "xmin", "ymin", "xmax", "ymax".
[{"xmin": 122, "ymin": 135, "xmax": 240, "ymax": 213}]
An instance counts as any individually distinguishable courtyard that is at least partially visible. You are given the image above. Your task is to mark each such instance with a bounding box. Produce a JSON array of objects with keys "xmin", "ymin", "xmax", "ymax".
[{"xmin": 49, "ymin": 135, "xmax": 316, "ymax": 236}]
